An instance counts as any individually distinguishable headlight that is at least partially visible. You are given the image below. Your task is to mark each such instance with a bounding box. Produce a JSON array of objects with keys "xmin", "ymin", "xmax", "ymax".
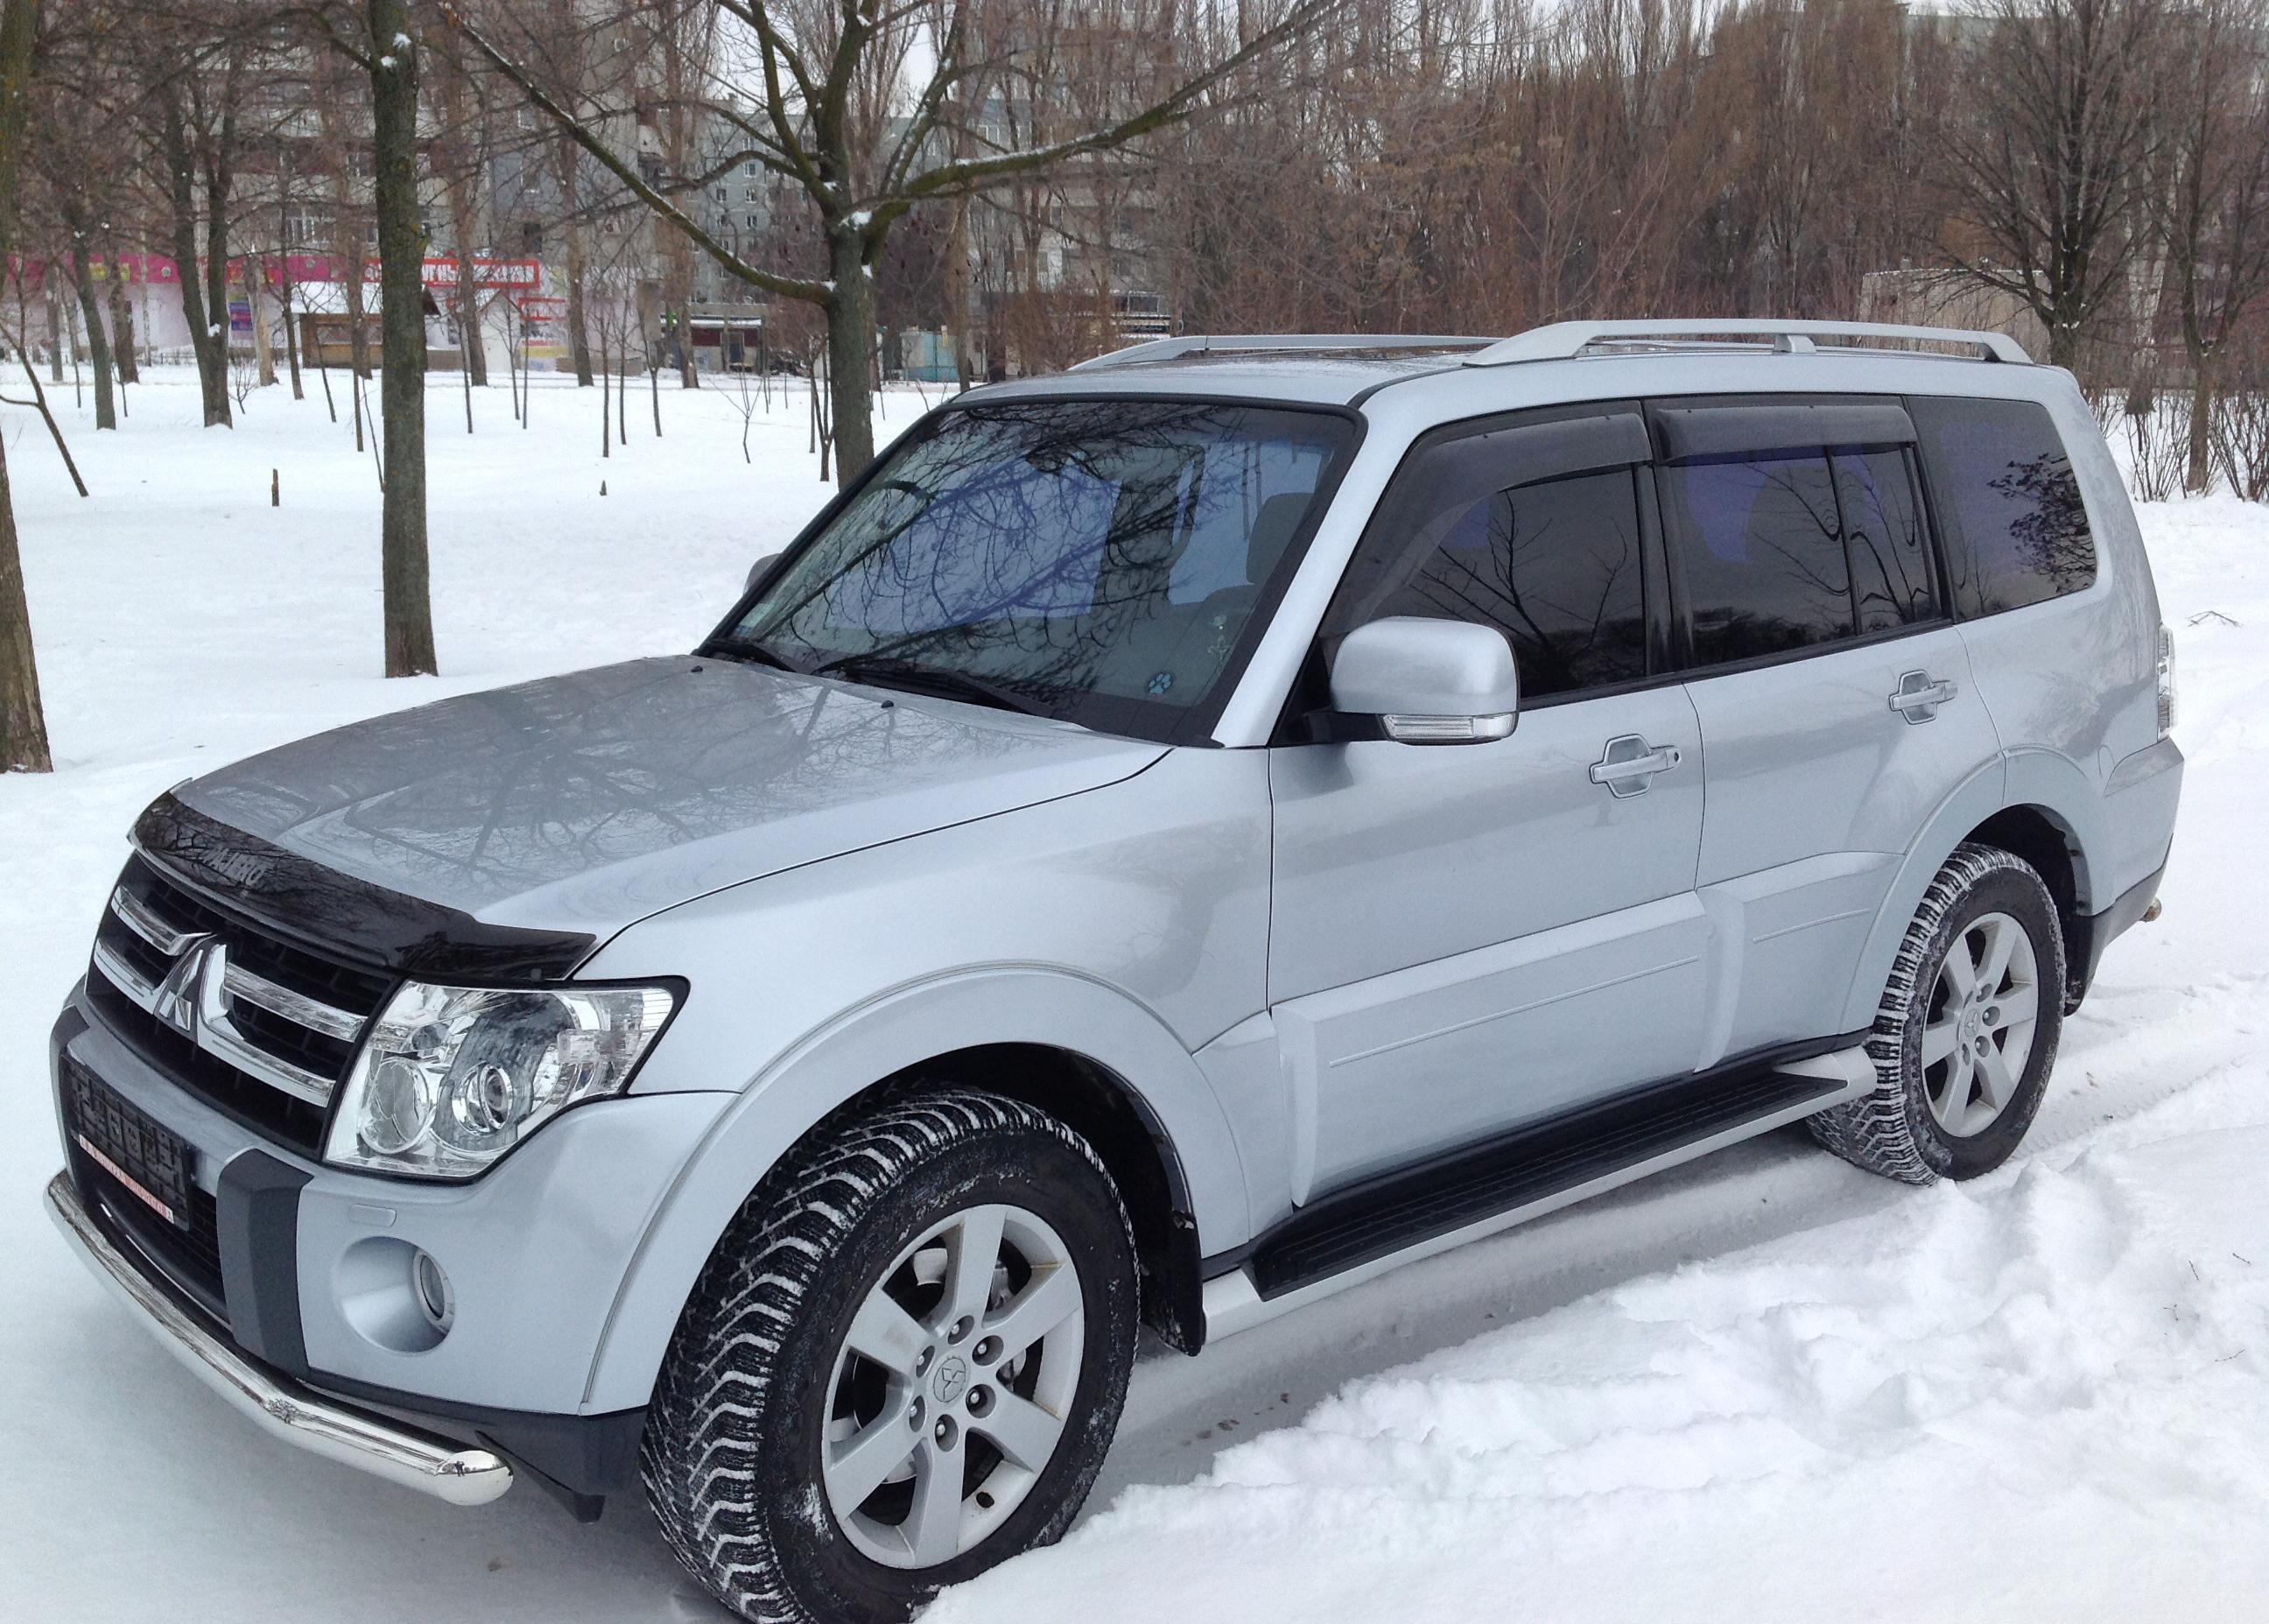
[{"xmin": 326, "ymin": 981, "xmax": 677, "ymax": 1178}]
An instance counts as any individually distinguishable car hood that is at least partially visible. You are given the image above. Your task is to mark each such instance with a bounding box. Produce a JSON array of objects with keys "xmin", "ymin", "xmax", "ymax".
[{"xmin": 172, "ymin": 656, "xmax": 1166, "ymax": 941}]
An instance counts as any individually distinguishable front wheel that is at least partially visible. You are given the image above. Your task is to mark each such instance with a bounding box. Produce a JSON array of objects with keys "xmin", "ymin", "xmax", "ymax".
[
  {"xmin": 1810, "ymin": 841, "xmax": 2067, "ymax": 1184},
  {"xmin": 643, "ymin": 1089, "xmax": 1140, "ymax": 1624}
]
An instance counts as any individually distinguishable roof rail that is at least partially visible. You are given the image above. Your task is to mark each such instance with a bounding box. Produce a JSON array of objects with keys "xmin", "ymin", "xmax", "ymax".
[
  {"xmin": 1465, "ymin": 320, "xmax": 2032, "ymax": 368},
  {"xmin": 1069, "ymin": 334, "xmax": 1495, "ymax": 371}
]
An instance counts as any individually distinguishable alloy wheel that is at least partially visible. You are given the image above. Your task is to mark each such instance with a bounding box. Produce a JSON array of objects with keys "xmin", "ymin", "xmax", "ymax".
[
  {"xmin": 819, "ymin": 1202, "xmax": 1085, "ymax": 1569},
  {"xmin": 1921, "ymin": 909, "xmax": 2041, "ymax": 1138}
]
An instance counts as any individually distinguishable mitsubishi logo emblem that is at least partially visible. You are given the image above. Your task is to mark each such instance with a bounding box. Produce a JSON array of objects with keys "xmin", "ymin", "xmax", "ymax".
[{"xmin": 150, "ymin": 934, "xmax": 225, "ymax": 1038}]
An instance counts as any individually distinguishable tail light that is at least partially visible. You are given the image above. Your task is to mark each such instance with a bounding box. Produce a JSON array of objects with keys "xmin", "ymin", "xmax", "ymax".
[{"xmin": 2156, "ymin": 624, "xmax": 2177, "ymax": 739}]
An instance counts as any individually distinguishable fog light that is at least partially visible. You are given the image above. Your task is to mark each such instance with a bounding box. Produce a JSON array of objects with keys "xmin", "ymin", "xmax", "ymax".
[{"xmin": 411, "ymin": 1249, "xmax": 454, "ymax": 1334}]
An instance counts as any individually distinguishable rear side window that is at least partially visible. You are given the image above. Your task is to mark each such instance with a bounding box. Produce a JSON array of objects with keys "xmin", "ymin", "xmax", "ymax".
[
  {"xmin": 1910, "ymin": 397, "xmax": 2096, "ymax": 615},
  {"xmin": 1325, "ymin": 416, "xmax": 1649, "ymax": 702},
  {"xmin": 1838, "ymin": 448, "xmax": 1935, "ymax": 633},
  {"xmin": 1660, "ymin": 449, "xmax": 1854, "ymax": 664},
  {"xmin": 1656, "ymin": 397, "xmax": 1943, "ymax": 668}
]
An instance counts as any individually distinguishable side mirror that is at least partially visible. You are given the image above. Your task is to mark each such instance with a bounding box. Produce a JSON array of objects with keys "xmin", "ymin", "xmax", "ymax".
[
  {"xmin": 745, "ymin": 552, "xmax": 782, "ymax": 595},
  {"xmin": 1330, "ymin": 617, "xmax": 1519, "ymax": 744}
]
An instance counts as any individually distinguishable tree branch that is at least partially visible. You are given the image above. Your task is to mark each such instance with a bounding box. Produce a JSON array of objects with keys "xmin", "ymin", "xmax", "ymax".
[
  {"xmin": 868, "ymin": 0, "xmax": 1350, "ymax": 229},
  {"xmin": 439, "ymin": 4, "xmax": 832, "ymax": 306}
]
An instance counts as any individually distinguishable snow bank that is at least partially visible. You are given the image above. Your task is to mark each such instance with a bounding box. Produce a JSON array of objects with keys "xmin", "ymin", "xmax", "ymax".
[{"xmin": 933, "ymin": 1114, "xmax": 2269, "ymax": 1622}]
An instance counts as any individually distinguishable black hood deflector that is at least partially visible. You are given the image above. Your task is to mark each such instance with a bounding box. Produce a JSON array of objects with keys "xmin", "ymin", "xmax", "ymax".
[{"xmin": 134, "ymin": 792, "xmax": 595, "ymax": 982}]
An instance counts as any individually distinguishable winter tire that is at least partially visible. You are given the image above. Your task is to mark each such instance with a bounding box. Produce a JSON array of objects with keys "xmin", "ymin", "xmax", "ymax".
[
  {"xmin": 1809, "ymin": 841, "xmax": 2066, "ymax": 1184},
  {"xmin": 641, "ymin": 1088, "xmax": 1141, "ymax": 1624}
]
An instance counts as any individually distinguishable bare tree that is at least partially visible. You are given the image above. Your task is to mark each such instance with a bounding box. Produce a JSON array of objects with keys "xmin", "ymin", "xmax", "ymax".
[
  {"xmin": 452, "ymin": 0, "xmax": 1350, "ymax": 486},
  {"xmin": 26, "ymin": 4, "xmax": 131, "ymax": 429},
  {"xmin": 2152, "ymin": 0, "xmax": 2269, "ymax": 490},
  {"xmin": 130, "ymin": 1, "xmax": 251, "ymax": 426},
  {"xmin": 0, "ymin": 0, "xmax": 51, "ymax": 773},
  {"xmin": 1935, "ymin": 0, "xmax": 2167, "ymax": 369},
  {"xmin": 426, "ymin": 25, "xmax": 495, "ymax": 390}
]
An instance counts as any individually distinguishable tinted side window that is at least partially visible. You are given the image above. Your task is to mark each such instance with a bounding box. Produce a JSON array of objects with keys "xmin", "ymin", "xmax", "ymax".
[
  {"xmin": 1329, "ymin": 454, "xmax": 1648, "ymax": 702},
  {"xmin": 1910, "ymin": 396, "xmax": 2096, "ymax": 615},
  {"xmin": 1661, "ymin": 450, "xmax": 1854, "ymax": 664},
  {"xmin": 1838, "ymin": 447, "xmax": 1935, "ymax": 633}
]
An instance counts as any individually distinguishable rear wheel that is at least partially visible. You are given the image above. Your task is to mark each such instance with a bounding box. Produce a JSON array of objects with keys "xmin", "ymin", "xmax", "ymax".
[
  {"xmin": 1810, "ymin": 842, "xmax": 2066, "ymax": 1183},
  {"xmin": 642, "ymin": 1089, "xmax": 1139, "ymax": 1623}
]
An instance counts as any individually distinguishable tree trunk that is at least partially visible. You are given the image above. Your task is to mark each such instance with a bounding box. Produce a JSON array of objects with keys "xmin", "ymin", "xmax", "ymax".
[
  {"xmin": 370, "ymin": 0, "xmax": 436, "ymax": 678},
  {"xmin": 343, "ymin": 252, "xmax": 372, "ymax": 381},
  {"xmin": 107, "ymin": 267, "xmax": 138, "ymax": 383},
  {"xmin": 200, "ymin": 158, "xmax": 235, "ymax": 426},
  {"xmin": 826, "ymin": 228, "xmax": 874, "ymax": 488},
  {"xmin": 669, "ymin": 233, "xmax": 696, "ymax": 389},
  {"xmin": 565, "ymin": 234, "xmax": 593, "ymax": 385},
  {"xmin": 155, "ymin": 94, "xmax": 228, "ymax": 425},
  {"xmin": 458, "ymin": 273, "xmax": 488, "ymax": 386},
  {"xmin": 276, "ymin": 249, "xmax": 303, "ymax": 400},
  {"xmin": 43, "ymin": 276, "xmax": 60, "ymax": 381},
  {"xmin": 0, "ymin": 0, "xmax": 50, "ymax": 772},
  {"xmin": 2186, "ymin": 348, "xmax": 2216, "ymax": 495},
  {"xmin": 249, "ymin": 257, "xmax": 276, "ymax": 386},
  {"xmin": 946, "ymin": 190, "xmax": 973, "ymax": 391},
  {"xmin": 446, "ymin": 174, "xmax": 488, "ymax": 387},
  {"xmin": 67, "ymin": 247, "xmax": 115, "ymax": 430},
  {"xmin": 0, "ymin": 430, "xmax": 44, "ymax": 769}
]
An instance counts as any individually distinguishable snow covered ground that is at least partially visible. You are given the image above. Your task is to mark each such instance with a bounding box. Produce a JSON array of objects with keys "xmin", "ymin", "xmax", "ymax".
[{"xmin": 2, "ymin": 370, "xmax": 2264, "ymax": 1621}]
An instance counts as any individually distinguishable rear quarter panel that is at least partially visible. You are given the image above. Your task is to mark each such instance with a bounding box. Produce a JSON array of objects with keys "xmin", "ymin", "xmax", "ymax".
[{"xmin": 1949, "ymin": 378, "xmax": 2167, "ymax": 910}]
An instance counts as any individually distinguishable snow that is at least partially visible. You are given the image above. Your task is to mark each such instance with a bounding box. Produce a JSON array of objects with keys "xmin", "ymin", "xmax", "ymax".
[{"xmin": 1, "ymin": 371, "xmax": 2265, "ymax": 1620}]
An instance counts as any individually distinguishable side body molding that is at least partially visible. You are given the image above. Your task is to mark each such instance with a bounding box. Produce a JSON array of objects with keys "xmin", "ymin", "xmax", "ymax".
[{"xmin": 580, "ymin": 967, "xmax": 1250, "ymax": 1415}]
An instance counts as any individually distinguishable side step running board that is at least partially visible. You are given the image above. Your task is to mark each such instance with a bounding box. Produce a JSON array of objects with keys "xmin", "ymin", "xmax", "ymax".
[{"xmin": 1203, "ymin": 1044, "xmax": 1873, "ymax": 1340}]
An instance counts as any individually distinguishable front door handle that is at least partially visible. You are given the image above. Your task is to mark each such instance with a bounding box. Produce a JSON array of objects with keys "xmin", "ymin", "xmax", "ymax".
[
  {"xmin": 1889, "ymin": 670, "xmax": 1958, "ymax": 722},
  {"xmin": 1590, "ymin": 734, "xmax": 1683, "ymax": 798}
]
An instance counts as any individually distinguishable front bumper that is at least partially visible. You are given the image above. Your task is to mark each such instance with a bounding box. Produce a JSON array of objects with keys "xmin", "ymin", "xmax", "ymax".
[
  {"xmin": 51, "ymin": 982, "xmax": 733, "ymax": 1508},
  {"xmin": 54, "ymin": 984, "xmax": 729, "ymax": 1415},
  {"xmin": 46, "ymin": 1170, "xmax": 513, "ymax": 1505}
]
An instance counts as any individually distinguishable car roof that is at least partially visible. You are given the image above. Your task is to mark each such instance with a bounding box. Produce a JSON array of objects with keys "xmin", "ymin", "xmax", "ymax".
[
  {"xmin": 962, "ymin": 348, "xmax": 1472, "ymax": 408},
  {"xmin": 963, "ymin": 324, "xmax": 2063, "ymax": 415}
]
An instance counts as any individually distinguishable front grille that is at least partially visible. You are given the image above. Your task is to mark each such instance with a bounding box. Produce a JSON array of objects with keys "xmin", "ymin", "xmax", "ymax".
[
  {"xmin": 86, "ymin": 855, "xmax": 394, "ymax": 1157},
  {"xmin": 62, "ymin": 1053, "xmax": 228, "ymax": 1318}
]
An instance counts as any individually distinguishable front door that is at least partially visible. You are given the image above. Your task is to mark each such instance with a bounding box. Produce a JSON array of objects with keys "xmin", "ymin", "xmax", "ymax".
[{"xmin": 1267, "ymin": 407, "xmax": 1709, "ymax": 1203}]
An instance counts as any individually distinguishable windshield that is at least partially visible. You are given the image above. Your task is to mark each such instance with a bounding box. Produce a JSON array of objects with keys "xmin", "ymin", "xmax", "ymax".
[{"xmin": 714, "ymin": 399, "xmax": 1357, "ymax": 741}]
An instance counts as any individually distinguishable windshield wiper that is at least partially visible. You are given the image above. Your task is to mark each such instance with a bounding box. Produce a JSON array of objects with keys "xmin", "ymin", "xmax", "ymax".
[
  {"xmin": 815, "ymin": 654, "xmax": 1058, "ymax": 721},
  {"xmin": 704, "ymin": 636, "xmax": 804, "ymax": 674}
]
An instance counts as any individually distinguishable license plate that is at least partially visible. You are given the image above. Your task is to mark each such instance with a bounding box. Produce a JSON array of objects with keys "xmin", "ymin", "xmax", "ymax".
[{"xmin": 65, "ymin": 1058, "xmax": 193, "ymax": 1231}]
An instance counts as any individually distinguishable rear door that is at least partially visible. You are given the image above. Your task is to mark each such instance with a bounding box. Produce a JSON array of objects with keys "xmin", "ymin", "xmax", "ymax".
[
  {"xmin": 1654, "ymin": 398, "xmax": 2002, "ymax": 1065},
  {"xmin": 1267, "ymin": 406, "xmax": 1710, "ymax": 1200}
]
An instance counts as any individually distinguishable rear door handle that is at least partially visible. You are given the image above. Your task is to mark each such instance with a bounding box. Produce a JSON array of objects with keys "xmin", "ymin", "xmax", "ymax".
[
  {"xmin": 1889, "ymin": 670, "xmax": 1957, "ymax": 722},
  {"xmin": 1590, "ymin": 735, "xmax": 1683, "ymax": 798}
]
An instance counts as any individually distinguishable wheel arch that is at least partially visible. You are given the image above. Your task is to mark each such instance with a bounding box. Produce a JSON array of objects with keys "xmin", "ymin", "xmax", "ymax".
[
  {"xmin": 581, "ymin": 968, "xmax": 1247, "ymax": 1413},
  {"xmin": 1836, "ymin": 753, "xmax": 2102, "ymax": 1034},
  {"xmin": 1964, "ymin": 804, "xmax": 2089, "ymax": 1005}
]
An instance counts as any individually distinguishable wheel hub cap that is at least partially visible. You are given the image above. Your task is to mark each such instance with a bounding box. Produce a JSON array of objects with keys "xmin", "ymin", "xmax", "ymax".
[
  {"xmin": 1922, "ymin": 909, "xmax": 2041, "ymax": 1139},
  {"xmin": 820, "ymin": 1202, "xmax": 1087, "ymax": 1570}
]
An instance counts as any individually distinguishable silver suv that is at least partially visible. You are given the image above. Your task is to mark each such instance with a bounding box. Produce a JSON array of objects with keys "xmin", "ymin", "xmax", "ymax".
[{"xmin": 46, "ymin": 320, "xmax": 2181, "ymax": 1622}]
